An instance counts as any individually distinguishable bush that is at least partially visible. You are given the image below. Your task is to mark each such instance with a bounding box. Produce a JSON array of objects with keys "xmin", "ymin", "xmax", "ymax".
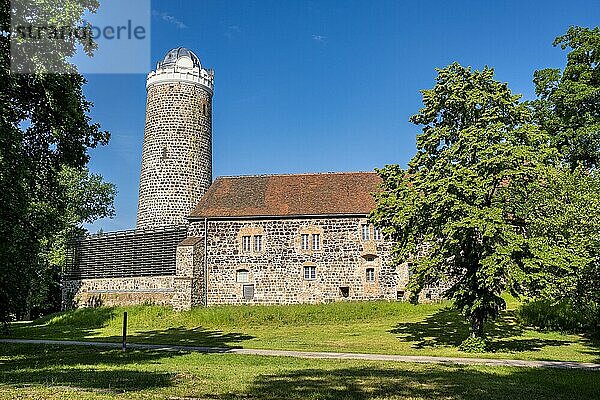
[
  {"xmin": 458, "ymin": 336, "xmax": 487, "ymax": 353},
  {"xmin": 517, "ymin": 299, "xmax": 596, "ymax": 334}
]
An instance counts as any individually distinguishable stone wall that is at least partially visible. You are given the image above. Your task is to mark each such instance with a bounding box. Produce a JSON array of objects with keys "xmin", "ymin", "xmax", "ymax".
[
  {"xmin": 172, "ymin": 237, "xmax": 206, "ymax": 311},
  {"xmin": 136, "ymin": 77, "xmax": 213, "ymax": 229},
  {"xmin": 187, "ymin": 216, "xmax": 412, "ymax": 306},
  {"xmin": 62, "ymin": 276, "xmax": 175, "ymax": 309},
  {"xmin": 62, "ymin": 217, "xmax": 448, "ymax": 310}
]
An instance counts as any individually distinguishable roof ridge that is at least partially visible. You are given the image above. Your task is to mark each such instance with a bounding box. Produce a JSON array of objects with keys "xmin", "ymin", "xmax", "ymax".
[{"xmin": 216, "ymin": 171, "xmax": 377, "ymax": 179}]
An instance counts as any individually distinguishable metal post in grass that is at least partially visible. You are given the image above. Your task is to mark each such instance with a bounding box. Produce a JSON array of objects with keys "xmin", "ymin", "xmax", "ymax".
[{"xmin": 122, "ymin": 311, "xmax": 128, "ymax": 351}]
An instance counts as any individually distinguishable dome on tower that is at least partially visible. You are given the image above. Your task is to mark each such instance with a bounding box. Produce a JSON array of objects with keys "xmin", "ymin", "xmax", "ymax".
[{"xmin": 158, "ymin": 47, "xmax": 201, "ymax": 69}]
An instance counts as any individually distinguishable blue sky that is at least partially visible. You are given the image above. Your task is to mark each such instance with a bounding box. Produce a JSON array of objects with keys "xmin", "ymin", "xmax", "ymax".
[{"xmin": 83, "ymin": 0, "xmax": 599, "ymax": 231}]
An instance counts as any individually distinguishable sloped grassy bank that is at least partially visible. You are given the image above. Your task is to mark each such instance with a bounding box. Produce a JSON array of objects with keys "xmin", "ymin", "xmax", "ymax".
[{"xmin": 7, "ymin": 299, "xmax": 599, "ymax": 362}]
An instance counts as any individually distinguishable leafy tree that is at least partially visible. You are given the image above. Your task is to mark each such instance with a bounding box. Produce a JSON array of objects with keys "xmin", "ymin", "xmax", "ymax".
[
  {"xmin": 519, "ymin": 166, "xmax": 600, "ymax": 334},
  {"xmin": 371, "ymin": 63, "xmax": 557, "ymax": 340},
  {"xmin": 0, "ymin": 0, "xmax": 112, "ymax": 327},
  {"xmin": 31, "ymin": 167, "xmax": 115, "ymax": 318},
  {"xmin": 532, "ymin": 26, "xmax": 600, "ymax": 169},
  {"xmin": 527, "ymin": 26, "xmax": 600, "ymax": 333}
]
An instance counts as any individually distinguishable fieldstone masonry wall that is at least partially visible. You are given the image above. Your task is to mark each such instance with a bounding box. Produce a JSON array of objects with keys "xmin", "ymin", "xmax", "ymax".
[
  {"xmin": 172, "ymin": 237, "xmax": 206, "ymax": 311},
  {"xmin": 185, "ymin": 216, "xmax": 412, "ymax": 306},
  {"xmin": 62, "ymin": 216, "xmax": 447, "ymax": 310},
  {"xmin": 62, "ymin": 276, "xmax": 175, "ymax": 308},
  {"xmin": 136, "ymin": 63, "xmax": 213, "ymax": 229}
]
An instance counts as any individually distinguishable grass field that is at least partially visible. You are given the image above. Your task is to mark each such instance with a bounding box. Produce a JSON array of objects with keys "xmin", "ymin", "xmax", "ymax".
[
  {"xmin": 1, "ymin": 343, "xmax": 599, "ymax": 400},
  {"xmin": 7, "ymin": 297, "xmax": 600, "ymax": 363}
]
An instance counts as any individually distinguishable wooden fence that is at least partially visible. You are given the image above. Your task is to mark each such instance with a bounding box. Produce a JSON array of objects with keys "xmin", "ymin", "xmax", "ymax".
[{"xmin": 63, "ymin": 226, "xmax": 187, "ymax": 280}]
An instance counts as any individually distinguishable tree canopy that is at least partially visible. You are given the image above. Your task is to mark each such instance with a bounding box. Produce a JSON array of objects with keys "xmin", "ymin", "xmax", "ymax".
[
  {"xmin": 372, "ymin": 63, "xmax": 559, "ymax": 341},
  {"xmin": 373, "ymin": 26, "xmax": 600, "ymax": 344},
  {"xmin": 527, "ymin": 26, "xmax": 600, "ymax": 333},
  {"xmin": 532, "ymin": 26, "xmax": 600, "ymax": 169},
  {"xmin": 0, "ymin": 0, "xmax": 114, "ymax": 326}
]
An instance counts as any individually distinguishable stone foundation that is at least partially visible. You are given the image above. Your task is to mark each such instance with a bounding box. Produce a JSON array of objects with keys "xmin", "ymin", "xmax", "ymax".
[{"xmin": 62, "ymin": 276, "xmax": 176, "ymax": 309}]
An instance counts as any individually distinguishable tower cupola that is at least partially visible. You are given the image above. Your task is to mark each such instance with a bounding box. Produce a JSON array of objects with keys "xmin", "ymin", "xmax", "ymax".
[{"xmin": 146, "ymin": 47, "xmax": 214, "ymax": 94}]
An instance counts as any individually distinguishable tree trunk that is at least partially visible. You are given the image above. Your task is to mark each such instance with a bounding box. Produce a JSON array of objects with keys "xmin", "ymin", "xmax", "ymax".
[{"xmin": 470, "ymin": 315, "xmax": 484, "ymax": 338}]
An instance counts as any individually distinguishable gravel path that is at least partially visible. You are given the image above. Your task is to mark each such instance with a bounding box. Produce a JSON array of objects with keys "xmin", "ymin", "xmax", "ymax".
[{"xmin": 2, "ymin": 338, "xmax": 599, "ymax": 370}]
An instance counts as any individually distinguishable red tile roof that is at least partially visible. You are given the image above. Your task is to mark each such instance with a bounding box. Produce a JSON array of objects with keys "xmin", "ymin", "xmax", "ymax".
[{"xmin": 189, "ymin": 172, "xmax": 382, "ymax": 219}]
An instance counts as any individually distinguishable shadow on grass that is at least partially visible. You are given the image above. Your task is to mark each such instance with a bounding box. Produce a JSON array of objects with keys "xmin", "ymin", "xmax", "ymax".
[
  {"xmin": 581, "ymin": 337, "xmax": 600, "ymax": 363},
  {"xmin": 7, "ymin": 308, "xmax": 255, "ymax": 350},
  {"xmin": 125, "ymin": 326, "xmax": 255, "ymax": 348},
  {"xmin": 236, "ymin": 366, "xmax": 600, "ymax": 400},
  {"xmin": 389, "ymin": 308, "xmax": 471, "ymax": 348},
  {"xmin": 389, "ymin": 308, "xmax": 572, "ymax": 353},
  {"xmin": 6, "ymin": 307, "xmax": 118, "ymax": 341},
  {"xmin": 0, "ymin": 344, "xmax": 174, "ymax": 392},
  {"xmin": 2, "ymin": 344, "xmax": 599, "ymax": 399}
]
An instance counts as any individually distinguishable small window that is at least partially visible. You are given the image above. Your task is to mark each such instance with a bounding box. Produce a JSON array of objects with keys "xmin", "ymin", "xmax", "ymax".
[
  {"xmin": 425, "ymin": 292, "xmax": 432, "ymax": 300},
  {"xmin": 303, "ymin": 265, "xmax": 316, "ymax": 280},
  {"xmin": 397, "ymin": 290, "xmax": 405, "ymax": 300},
  {"xmin": 365, "ymin": 255, "xmax": 375, "ymax": 262},
  {"xmin": 366, "ymin": 268, "xmax": 375, "ymax": 282},
  {"xmin": 312, "ymin": 234, "xmax": 321, "ymax": 250},
  {"xmin": 203, "ymin": 104, "xmax": 207, "ymax": 115},
  {"xmin": 340, "ymin": 286, "xmax": 350, "ymax": 298},
  {"xmin": 253, "ymin": 235, "xmax": 263, "ymax": 252},
  {"xmin": 301, "ymin": 234, "xmax": 310, "ymax": 250},
  {"xmin": 361, "ymin": 224, "xmax": 370, "ymax": 241},
  {"xmin": 243, "ymin": 284, "xmax": 254, "ymax": 300},
  {"xmin": 236, "ymin": 269, "xmax": 249, "ymax": 283},
  {"xmin": 242, "ymin": 236, "xmax": 251, "ymax": 253},
  {"xmin": 373, "ymin": 227, "xmax": 382, "ymax": 241}
]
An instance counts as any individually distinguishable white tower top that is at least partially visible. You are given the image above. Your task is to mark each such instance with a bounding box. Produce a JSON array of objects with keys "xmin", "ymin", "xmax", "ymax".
[{"xmin": 146, "ymin": 47, "xmax": 214, "ymax": 93}]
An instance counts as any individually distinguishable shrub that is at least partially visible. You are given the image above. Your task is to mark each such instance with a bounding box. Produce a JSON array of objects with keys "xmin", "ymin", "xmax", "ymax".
[
  {"xmin": 517, "ymin": 299, "xmax": 591, "ymax": 333},
  {"xmin": 458, "ymin": 336, "xmax": 487, "ymax": 353}
]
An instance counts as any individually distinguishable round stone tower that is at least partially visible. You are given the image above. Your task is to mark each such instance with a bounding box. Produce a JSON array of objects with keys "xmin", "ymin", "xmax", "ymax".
[{"xmin": 136, "ymin": 47, "xmax": 214, "ymax": 229}]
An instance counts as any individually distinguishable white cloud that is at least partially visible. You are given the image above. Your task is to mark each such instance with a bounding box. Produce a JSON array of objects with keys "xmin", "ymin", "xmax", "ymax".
[
  {"xmin": 225, "ymin": 25, "xmax": 242, "ymax": 40},
  {"xmin": 312, "ymin": 34, "xmax": 326, "ymax": 43},
  {"xmin": 152, "ymin": 10, "xmax": 187, "ymax": 29}
]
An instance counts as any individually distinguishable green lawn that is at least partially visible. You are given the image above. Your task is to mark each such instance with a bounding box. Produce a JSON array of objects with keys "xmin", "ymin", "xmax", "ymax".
[
  {"xmin": 1, "ymin": 343, "xmax": 598, "ymax": 400},
  {"xmin": 7, "ymin": 298, "xmax": 600, "ymax": 363}
]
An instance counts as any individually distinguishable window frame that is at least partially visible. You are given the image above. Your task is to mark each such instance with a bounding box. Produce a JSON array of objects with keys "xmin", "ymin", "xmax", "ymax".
[
  {"xmin": 301, "ymin": 233, "xmax": 310, "ymax": 251},
  {"xmin": 242, "ymin": 235, "xmax": 251, "ymax": 253},
  {"xmin": 366, "ymin": 267, "xmax": 375, "ymax": 282},
  {"xmin": 303, "ymin": 265, "xmax": 316, "ymax": 280},
  {"xmin": 311, "ymin": 233, "xmax": 321, "ymax": 251},
  {"xmin": 373, "ymin": 226, "xmax": 382, "ymax": 241},
  {"xmin": 253, "ymin": 235, "xmax": 263, "ymax": 252},
  {"xmin": 361, "ymin": 224, "xmax": 370, "ymax": 241},
  {"xmin": 236, "ymin": 269, "xmax": 249, "ymax": 283}
]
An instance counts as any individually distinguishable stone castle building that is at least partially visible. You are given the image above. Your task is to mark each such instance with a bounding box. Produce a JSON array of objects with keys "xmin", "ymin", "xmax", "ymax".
[{"xmin": 62, "ymin": 48, "xmax": 438, "ymax": 310}]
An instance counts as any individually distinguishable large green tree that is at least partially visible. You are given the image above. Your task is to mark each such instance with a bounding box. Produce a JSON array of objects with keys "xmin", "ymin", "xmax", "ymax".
[
  {"xmin": 519, "ymin": 166, "xmax": 600, "ymax": 333},
  {"xmin": 30, "ymin": 167, "xmax": 115, "ymax": 318},
  {"xmin": 0, "ymin": 0, "xmax": 113, "ymax": 326},
  {"xmin": 371, "ymin": 63, "xmax": 557, "ymax": 341},
  {"xmin": 532, "ymin": 26, "xmax": 600, "ymax": 169},
  {"xmin": 526, "ymin": 26, "xmax": 600, "ymax": 333}
]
